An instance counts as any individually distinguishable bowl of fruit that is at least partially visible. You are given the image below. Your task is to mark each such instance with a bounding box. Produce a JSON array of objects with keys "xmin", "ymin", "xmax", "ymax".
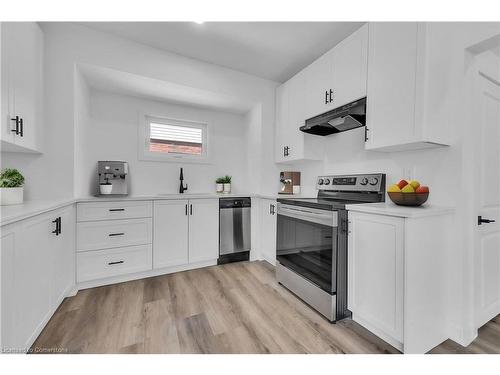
[{"xmin": 387, "ymin": 180, "xmax": 429, "ymax": 206}]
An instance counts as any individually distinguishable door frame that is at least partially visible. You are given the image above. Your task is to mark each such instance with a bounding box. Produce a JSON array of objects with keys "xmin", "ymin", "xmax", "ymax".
[{"xmin": 462, "ymin": 35, "xmax": 500, "ymax": 345}]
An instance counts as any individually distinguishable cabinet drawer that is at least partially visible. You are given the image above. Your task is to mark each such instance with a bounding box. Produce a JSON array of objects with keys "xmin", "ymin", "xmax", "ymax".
[
  {"xmin": 77, "ymin": 201, "xmax": 152, "ymax": 222},
  {"xmin": 77, "ymin": 244, "xmax": 152, "ymax": 283},
  {"xmin": 77, "ymin": 218, "xmax": 152, "ymax": 252}
]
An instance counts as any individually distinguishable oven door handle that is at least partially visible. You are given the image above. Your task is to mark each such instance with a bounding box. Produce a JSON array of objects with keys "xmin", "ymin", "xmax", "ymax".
[{"xmin": 278, "ymin": 204, "xmax": 337, "ymax": 227}]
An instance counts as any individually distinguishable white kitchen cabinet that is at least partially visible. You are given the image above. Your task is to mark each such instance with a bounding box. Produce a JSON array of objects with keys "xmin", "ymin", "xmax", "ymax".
[
  {"xmin": 188, "ymin": 199, "xmax": 219, "ymax": 263},
  {"xmin": 1, "ymin": 205, "xmax": 75, "ymax": 351},
  {"xmin": 275, "ymin": 73, "xmax": 324, "ymax": 163},
  {"xmin": 332, "ymin": 24, "xmax": 368, "ymax": 108},
  {"xmin": 348, "ymin": 213, "xmax": 404, "ymax": 346},
  {"xmin": 260, "ymin": 199, "xmax": 277, "ymax": 265},
  {"xmin": 275, "ymin": 25, "xmax": 369, "ymax": 163},
  {"xmin": 76, "ymin": 218, "xmax": 153, "ymax": 252},
  {"xmin": 365, "ymin": 23, "xmax": 450, "ymax": 151},
  {"xmin": 0, "ymin": 22, "xmax": 43, "ymax": 153},
  {"xmin": 1, "ymin": 223, "xmax": 18, "ymax": 349},
  {"xmin": 347, "ymin": 206, "xmax": 454, "ymax": 353},
  {"xmin": 153, "ymin": 200, "xmax": 189, "ymax": 268},
  {"xmin": 304, "ymin": 48, "xmax": 336, "ymax": 119},
  {"xmin": 154, "ymin": 199, "xmax": 219, "ymax": 269},
  {"xmin": 51, "ymin": 205, "xmax": 75, "ymax": 308},
  {"xmin": 77, "ymin": 244, "xmax": 153, "ymax": 283}
]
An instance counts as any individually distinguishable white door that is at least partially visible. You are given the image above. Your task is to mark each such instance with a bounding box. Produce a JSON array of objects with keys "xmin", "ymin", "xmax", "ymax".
[
  {"xmin": 16, "ymin": 213, "xmax": 54, "ymax": 348},
  {"xmin": 260, "ymin": 199, "xmax": 277, "ymax": 265},
  {"xmin": 153, "ymin": 200, "xmax": 189, "ymax": 269},
  {"xmin": 473, "ymin": 50, "xmax": 500, "ymax": 328},
  {"xmin": 188, "ymin": 199, "xmax": 219, "ymax": 263},
  {"xmin": 52, "ymin": 206, "xmax": 75, "ymax": 306},
  {"xmin": 348, "ymin": 212, "xmax": 404, "ymax": 343}
]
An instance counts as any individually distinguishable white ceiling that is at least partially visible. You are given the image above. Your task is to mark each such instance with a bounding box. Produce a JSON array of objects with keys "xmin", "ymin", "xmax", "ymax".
[
  {"xmin": 78, "ymin": 64, "xmax": 253, "ymax": 114},
  {"xmin": 79, "ymin": 22, "xmax": 365, "ymax": 82}
]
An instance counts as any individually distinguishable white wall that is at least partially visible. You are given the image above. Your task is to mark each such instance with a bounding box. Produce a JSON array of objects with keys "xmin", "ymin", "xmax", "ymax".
[
  {"xmin": 76, "ymin": 90, "xmax": 248, "ymax": 196},
  {"xmin": 1, "ymin": 22, "xmax": 279, "ymax": 200}
]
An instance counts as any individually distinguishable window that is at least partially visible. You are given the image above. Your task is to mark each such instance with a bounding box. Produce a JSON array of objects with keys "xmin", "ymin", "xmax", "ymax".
[{"xmin": 140, "ymin": 115, "xmax": 209, "ymax": 162}]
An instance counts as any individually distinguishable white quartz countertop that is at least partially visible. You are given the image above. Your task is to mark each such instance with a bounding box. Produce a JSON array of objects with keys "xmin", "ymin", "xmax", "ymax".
[
  {"xmin": 345, "ymin": 202, "xmax": 455, "ymax": 218},
  {"xmin": 0, "ymin": 198, "xmax": 77, "ymax": 227},
  {"xmin": 0, "ymin": 192, "xmax": 312, "ymax": 226}
]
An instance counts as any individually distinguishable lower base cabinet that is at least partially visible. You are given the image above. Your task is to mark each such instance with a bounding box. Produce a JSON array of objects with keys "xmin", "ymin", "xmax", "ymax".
[
  {"xmin": 260, "ymin": 199, "xmax": 277, "ymax": 265},
  {"xmin": 1, "ymin": 205, "xmax": 75, "ymax": 351},
  {"xmin": 347, "ymin": 209, "xmax": 453, "ymax": 353},
  {"xmin": 153, "ymin": 199, "xmax": 219, "ymax": 269}
]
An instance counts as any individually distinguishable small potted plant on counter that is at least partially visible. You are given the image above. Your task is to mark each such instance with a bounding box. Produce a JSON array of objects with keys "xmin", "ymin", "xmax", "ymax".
[
  {"xmin": 216, "ymin": 177, "xmax": 225, "ymax": 193},
  {"xmin": 0, "ymin": 168, "xmax": 25, "ymax": 205},
  {"xmin": 223, "ymin": 175, "xmax": 232, "ymax": 194}
]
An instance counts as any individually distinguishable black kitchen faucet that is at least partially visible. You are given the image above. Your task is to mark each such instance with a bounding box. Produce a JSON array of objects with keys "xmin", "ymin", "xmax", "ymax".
[{"xmin": 179, "ymin": 167, "xmax": 188, "ymax": 194}]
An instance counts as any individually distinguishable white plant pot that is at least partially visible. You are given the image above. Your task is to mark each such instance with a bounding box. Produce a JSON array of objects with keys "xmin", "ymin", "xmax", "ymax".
[
  {"xmin": 0, "ymin": 187, "xmax": 24, "ymax": 205},
  {"xmin": 100, "ymin": 184, "xmax": 113, "ymax": 195},
  {"xmin": 223, "ymin": 183, "xmax": 231, "ymax": 194},
  {"xmin": 216, "ymin": 183, "xmax": 224, "ymax": 193}
]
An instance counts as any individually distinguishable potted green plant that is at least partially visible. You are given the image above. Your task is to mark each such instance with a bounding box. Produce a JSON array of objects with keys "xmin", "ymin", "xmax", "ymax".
[
  {"xmin": 0, "ymin": 168, "xmax": 25, "ymax": 205},
  {"xmin": 216, "ymin": 177, "xmax": 225, "ymax": 193},
  {"xmin": 223, "ymin": 175, "xmax": 232, "ymax": 194}
]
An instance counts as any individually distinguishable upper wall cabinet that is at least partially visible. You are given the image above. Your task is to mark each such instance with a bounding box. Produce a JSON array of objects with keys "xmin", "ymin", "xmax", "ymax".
[
  {"xmin": 274, "ymin": 24, "xmax": 368, "ymax": 163},
  {"xmin": 305, "ymin": 24, "xmax": 368, "ymax": 119},
  {"xmin": 1, "ymin": 22, "xmax": 44, "ymax": 153},
  {"xmin": 365, "ymin": 23, "xmax": 450, "ymax": 152},
  {"xmin": 275, "ymin": 71, "xmax": 324, "ymax": 163}
]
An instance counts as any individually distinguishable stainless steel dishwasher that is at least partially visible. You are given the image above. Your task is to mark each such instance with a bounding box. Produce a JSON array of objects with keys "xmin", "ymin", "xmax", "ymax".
[{"xmin": 218, "ymin": 197, "xmax": 251, "ymax": 264}]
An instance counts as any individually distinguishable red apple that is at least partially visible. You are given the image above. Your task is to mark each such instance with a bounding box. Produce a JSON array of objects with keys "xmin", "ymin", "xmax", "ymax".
[
  {"xmin": 415, "ymin": 185, "xmax": 429, "ymax": 194},
  {"xmin": 397, "ymin": 179, "xmax": 409, "ymax": 189}
]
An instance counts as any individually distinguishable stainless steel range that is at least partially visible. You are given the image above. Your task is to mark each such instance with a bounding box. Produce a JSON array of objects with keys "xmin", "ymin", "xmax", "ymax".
[{"xmin": 276, "ymin": 173, "xmax": 386, "ymax": 322}]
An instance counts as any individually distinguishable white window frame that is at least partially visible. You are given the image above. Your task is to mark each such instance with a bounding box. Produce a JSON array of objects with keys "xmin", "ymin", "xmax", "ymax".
[{"xmin": 138, "ymin": 114, "xmax": 210, "ymax": 163}]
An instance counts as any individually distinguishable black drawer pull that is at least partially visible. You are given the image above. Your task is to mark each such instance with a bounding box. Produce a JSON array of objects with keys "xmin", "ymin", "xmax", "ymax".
[
  {"xmin": 108, "ymin": 260, "xmax": 124, "ymax": 265},
  {"xmin": 109, "ymin": 208, "xmax": 125, "ymax": 212},
  {"xmin": 108, "ymin": 232, "xmax": 125, "ymax": 237}
]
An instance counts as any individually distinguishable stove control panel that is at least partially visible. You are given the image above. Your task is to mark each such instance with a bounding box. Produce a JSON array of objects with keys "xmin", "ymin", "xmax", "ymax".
[{"xmin": 317, "ymin": 173, "xmax": 385, "ymax": 192}]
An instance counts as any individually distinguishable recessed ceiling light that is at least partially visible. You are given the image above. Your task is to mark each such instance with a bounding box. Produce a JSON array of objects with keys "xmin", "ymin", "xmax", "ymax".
[{"xmin": 193, "ymin": 21, "xmax": 204, "ymax": 25}]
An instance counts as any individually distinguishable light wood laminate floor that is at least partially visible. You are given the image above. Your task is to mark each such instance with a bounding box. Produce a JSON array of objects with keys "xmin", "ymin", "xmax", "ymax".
[{"xmin": 32, "ymin": 261, "xmax": 500, "ymax": 354}]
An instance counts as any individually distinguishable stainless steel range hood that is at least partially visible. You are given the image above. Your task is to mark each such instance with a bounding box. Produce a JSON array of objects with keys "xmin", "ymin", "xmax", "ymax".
[{"xmin": 300, "ymin": 98, "xmax": 366, "ymax": 136}]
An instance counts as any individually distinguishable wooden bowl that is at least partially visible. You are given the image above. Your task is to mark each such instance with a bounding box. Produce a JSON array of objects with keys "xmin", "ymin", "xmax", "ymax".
[{"xmin": 387, "ymin": 192, "xmax": 429, "ymax": 206}]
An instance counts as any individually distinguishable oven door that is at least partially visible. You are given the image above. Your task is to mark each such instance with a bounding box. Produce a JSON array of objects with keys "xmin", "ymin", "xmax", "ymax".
[{"xmin": 276, "ymin": 203, "xmax": 338, "ymax": 294}]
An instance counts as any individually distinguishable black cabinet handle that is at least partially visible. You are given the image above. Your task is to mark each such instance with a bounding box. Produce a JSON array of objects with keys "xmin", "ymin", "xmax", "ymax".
[
  {"xmin": 58, "ymin": 216, "xmax": 62, "ymax": 234},
  {"xmin": 329, "ymin": 89, "xmax": 334, "ymax": 103},
  {"xmin": 10, "ymin": 116, "xmax": 19, "ymax": 135},
  {"xmin": 19, "ymin": 117, "xmax": 23, "ymax": 137},
  {"xmin": 364, "ymin": 127, "xmax": 369, "ymax": 142},
  {"xmin": 190, "ymin": 204, "xmax": 193, "ymax": 215},
  {"xmin": 52, "ymin": 218, "xmax": 59, "ymax": 235},
  {"xmin": 185, "ymin": 204, "xmax": 188, "ymax": 215},
  {"xmin": 108, "ymin": 260, "xmax": 124, "ymax": 265},
  {"xmin": 270, "ymin": 204, "xmax": 275, "ymax": 215},
  {"xmin": 325, "ymin": 90, "xmax": 329, "ymax": 104},
  {"xmin": 109, "ymin": 232, "xmax": 125, "ymax": 237},
  {"xmin": 52, "ymin": 217, "xmax": 61, "ymax": 235},
  {"xmin": 109, "ymin": 208, "xmax": 125, "ymax": 212},
  {"xmin": 283, "ymin": 146, "xmax": 289, "ymax": 157},
  {"xmin": 478, "ymin": 216, "xmax": 496, "ymax": 225}
]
